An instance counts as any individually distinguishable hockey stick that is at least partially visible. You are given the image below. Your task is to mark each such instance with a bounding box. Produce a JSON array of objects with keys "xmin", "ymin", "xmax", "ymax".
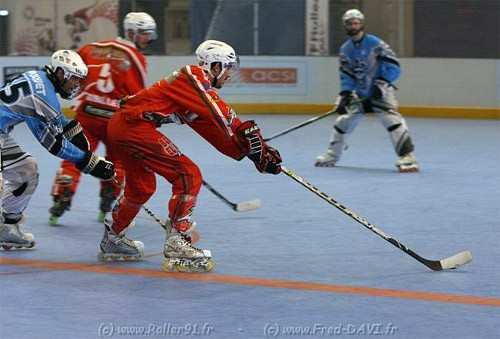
[
  {"xmin": 111, "ymin": 177, "xmax": 171, "ymax": 231},
  {"xmin": 202, "ymin": 180, "xmax": 261, "ymax": 212},
  {"xmin": 280, "ymin": 166, "xmax": 472, "ymax": 271},
  {"xmin": 264, "ymin": 109, "xmax": 336, "ymax": 142},
  {"xmin": 141, "ymin": 204, "xmax": 170, "ymax": 232},
  {"xmin": 263, "ymin": 98, "xmax": 368, "ymax": 142}
]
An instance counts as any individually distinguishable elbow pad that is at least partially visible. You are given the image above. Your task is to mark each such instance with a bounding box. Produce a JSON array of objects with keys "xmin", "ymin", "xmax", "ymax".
[
  {"xmin": 47, "ymin": 134, "xmax": 64, "ymax": 156},
  {"xmin": 63, "ymin": 120, "xmax": 90, "ymax": 151}
]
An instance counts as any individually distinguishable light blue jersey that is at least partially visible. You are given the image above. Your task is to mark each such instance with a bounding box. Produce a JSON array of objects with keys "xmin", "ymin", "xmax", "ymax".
[
  {"xmin": 0, "ymin": 70, "xmax": 85, "ymax": 163},
  {"xmin": 339, "ymin": 34, "xmax": 401, "ymax": 98}
]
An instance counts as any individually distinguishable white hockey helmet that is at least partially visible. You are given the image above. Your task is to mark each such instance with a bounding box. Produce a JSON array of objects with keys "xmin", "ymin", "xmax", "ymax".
[
  {"xmin": 47, "ymin": 49, "xmax": 88, "ymax": 99},
  {"xmin": 49, "ymin": 49, "xmax": 88, "ymax": 80},
  {"xmin": 195, "ymin": 40, "xmax": 239, "ymax": 79},
  {"xmin": 342, "ymin": 9, "xmax": 365, "ymax": 25},
  {"xmin": 123, "ymin": 12, "xmax": 158, "ymax": 41}
]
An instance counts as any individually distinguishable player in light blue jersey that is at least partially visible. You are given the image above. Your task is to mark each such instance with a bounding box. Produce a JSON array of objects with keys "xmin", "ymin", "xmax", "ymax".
[
  {"xmin": 0, "ymin": 50, "xmax": 115, "ymax": 250},
  {"xmin": 315, "ymin": 9, "xmax": 419, "ymax": 172}
]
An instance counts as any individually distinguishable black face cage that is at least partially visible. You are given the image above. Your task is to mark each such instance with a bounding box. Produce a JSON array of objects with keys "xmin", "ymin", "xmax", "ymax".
[{"xmin": 44, "ymin": 65, "xmax": 71, "ymax": 99}]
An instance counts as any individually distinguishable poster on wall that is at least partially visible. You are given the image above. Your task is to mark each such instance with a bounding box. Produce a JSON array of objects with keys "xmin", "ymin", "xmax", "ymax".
[
  {"xmin": 305, "ymin": 0, "xmax": 329, "ymax": 56},
  {"xmin": 57, "ymin": 0, "xmax": 118, "ymax": 50},
  {"xmin": 10, "ymin": 0, "xmax": 118, "ymax": 55},
  {"xmin": 10, "ymin": 0, "xmax": 56, "ymax": 55}
]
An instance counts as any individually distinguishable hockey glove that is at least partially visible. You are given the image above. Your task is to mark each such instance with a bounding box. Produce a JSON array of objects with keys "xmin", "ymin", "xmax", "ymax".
[
  {"xmin": 236, "ymin": 120, "xmax": 282, "ymax": 175},
  {"xmin": 372, "ymin": 78, "xmax": 389, "ymax": 100},
  {"xmin": 336, "ymin": 90, "xmax": 358, "ymax": 114},
  {"xmin": 63, "ymin": 120, "xmax": 90, "ymax": 151},
  {"xmin": 119, "ymin": 95, "xmax": 131, "ymax": 107},
  {"xmin": 76, "ymin": 152, "xmax": 115, "ymax": 180},
  {"xmin": 144, "ymin": 112, "xmax": 183, "ymax": 127}
]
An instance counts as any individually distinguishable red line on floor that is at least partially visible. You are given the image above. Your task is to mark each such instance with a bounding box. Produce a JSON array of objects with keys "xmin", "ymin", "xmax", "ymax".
[{"xmin": 1, "ymin": 257, "xmax": 499, "ymax": 307}]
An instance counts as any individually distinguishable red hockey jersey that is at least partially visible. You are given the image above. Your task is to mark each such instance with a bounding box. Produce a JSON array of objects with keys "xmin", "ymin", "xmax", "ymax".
[
  {"xmin": 75, "ymin": 37, "xmax": 147, "ymax": 114},
  {"xmin": 119, "ymin": 65, "xmax": 248, "ymax": 160}
]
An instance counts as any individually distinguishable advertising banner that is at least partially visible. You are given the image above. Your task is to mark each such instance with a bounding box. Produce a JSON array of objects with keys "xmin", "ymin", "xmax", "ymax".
[
  {"xmin": 305, "ymin": 0, "xmax": 329, "ymax": 56},
  {"xmin": 222, "ymin": 59, "xmax": 307, "ymax": 96}
]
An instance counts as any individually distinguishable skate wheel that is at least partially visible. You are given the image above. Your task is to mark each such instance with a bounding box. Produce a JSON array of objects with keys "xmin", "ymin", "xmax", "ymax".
[
  {"xmin": 199, "ymin": 258, "xmax": 215, "ymax": 272},
  {"xmin": 97, "ymin": 252, "xmax": 143, "ymax": 262},
  {"xmin": 162, "ymin": 262, "xmax": 174, "ymax": 272},
  {"xmin": 97, "ymin": 253, "xmax": 110, "ymax": 262},
  {"xmin": 97, "ymin": 212, "xmax": 106, "ymax": 223},
  {"xmin": 48, "ymin": 216, "xmax": 59, "ymax": 226},
  {"xmin": 398, "ymin": 166, "xmax": 419, "ymax": 173},
  {"xmin": 162, "ymin": 257, "xmax": 215, "ymax": 273},
  {"xmin": 315, "ymin": 162, "xmax": 336, "ymax": 168}
]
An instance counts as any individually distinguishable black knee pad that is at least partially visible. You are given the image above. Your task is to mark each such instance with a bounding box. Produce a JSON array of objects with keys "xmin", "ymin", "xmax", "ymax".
[
  {"xmin": 398, "ymin": 137, "xmax": 415, "ymax": 156},
  {"xmin": 334, "ymin": 126, "xmax": 346, "ymax": 134},
  {"xmin": 387, "ymin": 123, "xmax": 402, "ymax": 132},
  {"xmin": 12, "ymin": 182, "xmax": 28, "ymax": 197}
]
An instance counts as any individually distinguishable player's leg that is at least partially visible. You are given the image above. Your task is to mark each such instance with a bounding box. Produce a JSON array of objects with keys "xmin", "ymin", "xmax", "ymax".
[
  {"xmin": 97, "ymin": 121, "xmax": 126, "ymax": 222},
  {"xmin": 48, "ymin": 128, "xmax": 100, "ymax": 224},
  {"xmin": 0, "ymin": 136, "xmax": 38, "ymax": 249},
  {"xmin": 372, "ymin": 88, "xmax": 419, "ymax": 172},
  {"xmin": 97, "ymin": 157, "xmax": 124, "ymax": 223},
  {"xmin": 48, "ymin": 164, "xmax": 79, "ymax": 225},
  {"xmin": 98, "ymin": 158, "xmax": 154, "ymax": 261},
  {"xmin": 315, "ymin": 103, "xmax": 364, "ymax": 167},
  {"xmin": 142, "ymin": 134, "xmax": 213, "ymax": 272}
]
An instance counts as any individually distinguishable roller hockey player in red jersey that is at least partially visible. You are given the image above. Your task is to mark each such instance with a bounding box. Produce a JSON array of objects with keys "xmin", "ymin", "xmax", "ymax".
[
  {"xmin": 103, "ymin": 40, "xmax": 282, "ymax": 272},
  {"xmin": 315, "ymin": 9, "xmax": 419, "ymax": 172},
  {"xmin": 49, "ymin": 12, "xmax": 157, "ymax": 225}
]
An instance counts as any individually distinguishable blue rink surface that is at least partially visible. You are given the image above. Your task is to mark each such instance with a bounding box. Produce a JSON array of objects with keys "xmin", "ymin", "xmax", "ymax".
[{"xmin": 1, "ymin": 115, "xmax": 499, "ymax": 339}]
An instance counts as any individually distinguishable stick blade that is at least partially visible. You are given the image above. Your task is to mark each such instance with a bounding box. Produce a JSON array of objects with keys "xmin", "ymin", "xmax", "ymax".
[
  {"xmin": 440, "ymin": 250, "xmax": 472, "ymax": 270},
  {"xmin": 235, "ymin": 199, "xmax": 261, "ymax": 212}
]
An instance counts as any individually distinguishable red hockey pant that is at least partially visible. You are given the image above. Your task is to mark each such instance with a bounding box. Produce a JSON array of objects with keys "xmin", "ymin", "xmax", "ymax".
[{"xmin": 107, "ymin": 113, "xmax": 202, "ymax": 234}]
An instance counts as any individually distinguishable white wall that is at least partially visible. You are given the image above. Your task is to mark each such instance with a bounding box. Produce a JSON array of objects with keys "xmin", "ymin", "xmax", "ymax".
[
  {"xmin": 399, "ymin": 58, "xmax": 498, "ymax": 107},
  {"xmin": 1, "ymin": 56, "xmax": 498, "ymax": 108},
  {"xmin": 144, "ymin": 56, "xmax": 500, "ymax": 108}
]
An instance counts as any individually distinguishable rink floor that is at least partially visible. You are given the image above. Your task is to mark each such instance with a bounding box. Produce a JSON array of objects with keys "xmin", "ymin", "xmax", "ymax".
[{"xmin": 1, "ymin": 115, "xmax": 499, "ymax": 339}]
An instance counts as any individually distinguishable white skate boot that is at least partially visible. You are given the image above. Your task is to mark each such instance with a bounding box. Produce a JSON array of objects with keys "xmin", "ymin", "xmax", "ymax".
[
  {"xmin": 0, "ymin": 219, "xmax": 35, "ymax": 250},
  {"xmin": 396, "ymin": 152, "xmax": 419, "ymax": 173},
  {"xmin": 162, "ymin": 232, "xmax": 214, "ymax": 273},
  {"xmin": 98, "ymin": 221, "xmax": 144, "ymax": 261},
  {"xmin": 315, "ymin": 149, "xmax": 338, "ymax": 167}
]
